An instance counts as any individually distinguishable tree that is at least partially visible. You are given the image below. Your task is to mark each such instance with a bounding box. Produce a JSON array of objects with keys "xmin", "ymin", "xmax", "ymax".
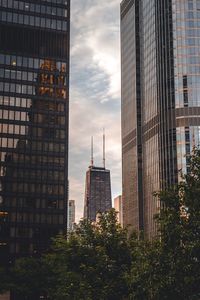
[
  {"xmin": 43, "ymin": 209, "xmax": 131, "ymax": 300},
  {"xmin": 127, "ymin": 233, "xmax": 161, "ymax": 300},
  {"xmin": 155, "ymin": 149, "xmax": 200, "ymax": 299},
  {"xmin": 128, "ymin": 148, "xmax": 200, "ymax": 299},
  {"xmin": 6, "ymin": 149, "xmax": 200, "ymax": 299},
  {"xmin": 0, "ymin": 265, "xmax": 10, "ymax": 294},
  {"xmin": 9, "ymin": 209, "xmax": 131, "ymax": 300},
  {"xmin": 8, "ymin": 257, "xmax": 49, "ymax": 299}
]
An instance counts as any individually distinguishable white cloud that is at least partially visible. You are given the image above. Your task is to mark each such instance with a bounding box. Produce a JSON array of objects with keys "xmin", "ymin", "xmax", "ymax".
[{"xmin": 69, "ymin": 0, "xmax": 122, "ymax": 222}]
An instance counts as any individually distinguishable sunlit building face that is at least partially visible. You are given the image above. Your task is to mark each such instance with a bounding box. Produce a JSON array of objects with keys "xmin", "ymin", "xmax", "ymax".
[
  {"xmin": 121, "ymin": 0, "xmax": 200, "ymax": 237},
  {"xmin": 0, "ymin": 0, "xmax": 70, "ymax": 262}
]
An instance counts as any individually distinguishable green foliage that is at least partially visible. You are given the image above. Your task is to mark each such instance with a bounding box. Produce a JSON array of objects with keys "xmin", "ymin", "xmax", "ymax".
[
  {"xmin": 43, "ymin": 209, "xmax": 131, "ymax": 300},
  {"xmin": 155, "ymin": 148, "xmax": 200, "ymax": 299},
  {"xmin": 128, "ymin": 148, "xmax": 200, "ymax": 299},
  {"xmin": 5, "ymin": 149, "xmax": 200, "ymax": 299},
  {"xmin": 0, "ymin": 265, "xmax": 10, "ymax": 293},
  {"xmin": 127, "ymin": 234, "xmax": 161, "ymax": 300},
  {"xmin": 9, "ymin": 257, "xmax": 49, "ymax": 299},
  {"xmin": 8, "ymin": 209, "xmax": 131, "ymax": 300}
]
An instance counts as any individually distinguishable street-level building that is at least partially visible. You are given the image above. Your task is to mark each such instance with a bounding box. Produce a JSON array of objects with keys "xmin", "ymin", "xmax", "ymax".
[
  {"xmin": 68, "ymin": 200, "xmax": 75, "ymax": 232},
  {"xmin": 114, "ymin": 195, "xmax": 123, "ymax": 226}
]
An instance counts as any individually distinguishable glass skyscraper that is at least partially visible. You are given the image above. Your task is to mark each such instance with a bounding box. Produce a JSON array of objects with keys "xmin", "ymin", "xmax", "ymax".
[
  {"xmin": 121, "ymin": 0, "xmax": 200, "ymax": 237},
  {"xmin": 0, "ymin": 0, "xmax": 70, "ymax": 262},
  {"xmin": 84, "ymin": 165, "xmax": 112, "ymax": 222}
]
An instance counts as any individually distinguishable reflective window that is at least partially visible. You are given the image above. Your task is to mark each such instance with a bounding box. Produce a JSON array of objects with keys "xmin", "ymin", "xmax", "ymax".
[{"xmin": 0, "ymin": 0, "xmax": 69, "ymax": 258}]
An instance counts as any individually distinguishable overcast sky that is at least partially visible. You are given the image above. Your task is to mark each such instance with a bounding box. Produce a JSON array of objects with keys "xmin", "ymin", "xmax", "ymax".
[{"xmin": 69, "ymin": 0, "xmax": 121, "ymax": 222}]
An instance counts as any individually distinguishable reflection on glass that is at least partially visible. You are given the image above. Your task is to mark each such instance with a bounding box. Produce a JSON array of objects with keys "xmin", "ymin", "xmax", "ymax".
[{"xmin": 0, "ymin": 59, "xmax": 67, "ymax": 257}]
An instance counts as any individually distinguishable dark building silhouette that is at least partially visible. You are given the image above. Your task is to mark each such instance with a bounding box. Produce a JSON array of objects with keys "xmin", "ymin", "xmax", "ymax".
[
  {"xmin": 0, "ymin": 0, "xmax": 70, "ymax": 264},
  {"xmin": 84, "ymin": 166, "xmax": 112, "ymax": 221},
  {"xmin": 84, "ymin": 136, "xmax": 112, "ymax": 221},
  {"xmin": 121, "ymin": 0, "xmax": 200, "ymax": 237}
]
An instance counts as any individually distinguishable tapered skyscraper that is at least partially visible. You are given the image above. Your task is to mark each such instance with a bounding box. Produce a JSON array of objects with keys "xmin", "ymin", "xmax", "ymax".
[
  {"xmin": 84, "ymin": 135, "xmax": 112, "ymax": 221},
  {"xmin": 0, "ymin": 0, "xmax": 70, "ymax": 263},
  {"xmin": 121, "ymin": 0, "xmax": 200, "ymax": 237}
]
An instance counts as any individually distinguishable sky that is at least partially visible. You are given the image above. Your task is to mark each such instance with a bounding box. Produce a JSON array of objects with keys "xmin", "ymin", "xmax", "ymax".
[{"xmin": 69, "ymin": 0, "xmax": 121, "ymax": 222}]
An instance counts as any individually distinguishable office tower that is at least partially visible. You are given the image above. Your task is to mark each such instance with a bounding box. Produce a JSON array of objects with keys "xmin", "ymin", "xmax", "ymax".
[
  {"xmin": 68, "ymin": 199, "xmax": 75, "ymax": 232},
  {"xmin": 84, "ymin": 165, "xmax": 112, "ymax": 221},
  {"xmin": 121, "ymin": 0, "xmax": 200, "ymax": 237},
  {"xmin": 114, "ymin": 195, "xmax": 123, "ymax": 225},
  {"xmin": 0, "ymin": 0, "xmax": 70, "ymax": 263},
  {"xmin": 121, "ymin": 0, "xmax": 143, "ymax": 234},
  {"xmin": 84, "ymin": 135, "xmax": 112, "ymax": 221}
]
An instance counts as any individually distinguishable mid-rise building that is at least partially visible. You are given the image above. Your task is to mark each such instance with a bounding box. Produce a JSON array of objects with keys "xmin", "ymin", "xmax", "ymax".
[
  {"xmin": 114, "ymin": 195, "xmax": 123, "ymax": 225},
  {"xmin": 68, "ymin": 200, "xmax": 75, "ymax": 232},
  {"xmin": 0, "ymin": 0, "xmax": 70, "ymax": 263},
  {"xmin": 121, "ymin": 0, "xmax": 200, "ymax": 237}
]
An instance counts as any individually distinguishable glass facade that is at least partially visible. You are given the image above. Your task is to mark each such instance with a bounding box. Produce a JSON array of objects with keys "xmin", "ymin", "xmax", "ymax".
[
  {"xmin": 121, "ymin": 0, "xmax": 200, "ymax": 237},
  {"xmin": 84, "ymin": 166, "xmax": 112, "ymax": 222},
  {"xmin": 121, "ymin": 0, "xmax": 142, "ymax": 231},
  {"xmin": 141, "ymin": 0, "xmax": 160, "ymax": 237},
  {"xmin": 173, "ymin": 0, "xmax": 200, "ymax": 179},
  {"xmin": 0, "ymin": 0, "xmax": 70, "ymax": 262}
]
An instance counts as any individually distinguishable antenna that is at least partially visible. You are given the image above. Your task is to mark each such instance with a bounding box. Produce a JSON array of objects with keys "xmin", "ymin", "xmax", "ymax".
[
  {"xmin": 103, "ymin": 129, "xmax": 105, "ymax": 169},
  {"xmin": 91, "ymin": 136, "xmax": 94, "ymax": 166}
]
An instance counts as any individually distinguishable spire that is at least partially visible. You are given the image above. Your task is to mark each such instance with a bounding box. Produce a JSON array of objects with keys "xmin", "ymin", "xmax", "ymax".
[
  {"xmin": 103, "ymin": 128, "xmax": 105, "ymax": 169},
  {"xmin": 91, "ymin": 136, "xmax": 94, "ymax": 166}
]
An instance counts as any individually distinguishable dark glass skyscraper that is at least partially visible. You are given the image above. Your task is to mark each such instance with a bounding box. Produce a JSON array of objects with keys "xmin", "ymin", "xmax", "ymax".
[
  {"xmin": 121, "ymin": 0, "xmax": 200, "ymax": 237},
  {"xmin": 0, "ymin": 0, "xmax": 70, "ymax": 262},
  {"xmin": 84, "ymin": 165, "xmax": 112, "ymax": 221}
]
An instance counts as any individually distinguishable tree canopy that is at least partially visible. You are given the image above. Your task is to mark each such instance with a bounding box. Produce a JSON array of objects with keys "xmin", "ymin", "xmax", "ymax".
[{"xmin": 1, "ymin": 149, "xmax": 200, "ymax": 299}]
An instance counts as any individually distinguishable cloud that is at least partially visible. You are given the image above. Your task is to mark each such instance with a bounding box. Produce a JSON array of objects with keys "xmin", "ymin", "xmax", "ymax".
[{"xmin": 69, "ymin": 0, "xmax": 121, "ymax": 222}]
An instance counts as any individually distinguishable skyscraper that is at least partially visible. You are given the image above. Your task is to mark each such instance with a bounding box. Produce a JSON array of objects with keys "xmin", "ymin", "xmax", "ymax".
[
  {"xmin": 121, "ymin": 0, "xmax": 200, "ymax": 237},
  {"xmin": 0, "ymin": 0, "xmax": 70, "ymax": 263},
  {"xmin": 84, "ymin": 166, "xmax": 112, "ymax": 221},
  {"xmin": 84, "ymin": 136, "xmax": 112, "ymax": 221},
  {"xmin": 68, "ymin": 199, "xmax": 75, "ymax": 232}
]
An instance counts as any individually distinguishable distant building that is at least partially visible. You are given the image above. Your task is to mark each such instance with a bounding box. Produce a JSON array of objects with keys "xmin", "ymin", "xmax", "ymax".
[
  {"xmin": 114, "ymin": 195, "xmax": 123, "ymax": 225},
  {"xmin": 84, "ymin": 166, "xmax": 112, "ymax": 221},
  {"xmin": 68, "ymin": 200, "xmax": 75, "ymax": 232},
  {"xmin": 84, "ymin": 135, "xmax": 112, "ymax": 221}
]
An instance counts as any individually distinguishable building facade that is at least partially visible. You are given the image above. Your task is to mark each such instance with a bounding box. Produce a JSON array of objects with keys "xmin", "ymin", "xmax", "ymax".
[
  {"xmin": 121, "ymin": 0, "xmax": 143, "ymax": 233},
  {"xmin": 114, "ymin": 195, "xmax": 123, "ymax": 225},
  {"xmin": 68, "ymin": 199, "xmax": 75, "ymax": 232},
  {"xmin": 84, "ymin": 165, "xmax": 112, "ymax": 221},
  {"xmin": 121, "ymin": 0, "xmax": 200, "ymax": 237},
  {"xmin": 0, "ymin": 0, "xmax": 70, "ymax": 263}
]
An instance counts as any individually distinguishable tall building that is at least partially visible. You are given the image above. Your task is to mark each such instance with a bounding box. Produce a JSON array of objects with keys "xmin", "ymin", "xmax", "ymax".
[
  {"xmin": 84, "ymin": 136, "xmax": 112, "ymax": 221},
  {"xmin": 114, "ymin": 195, "xmax": 123, "ymax": 225},
  {"xmin": 84, "ymin": 165, "xmax": 112, "ymax": 221},
  {"xmin": 68, "ymin": 199, "xmax": 75, "ymax": 232},
  {"xmin": 121, "ymin": 0, "xmax": 200, "ymax": 237},
  {"xmin": 0, "ymin": 0, "xmax": 70, "ymax": 263}
]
